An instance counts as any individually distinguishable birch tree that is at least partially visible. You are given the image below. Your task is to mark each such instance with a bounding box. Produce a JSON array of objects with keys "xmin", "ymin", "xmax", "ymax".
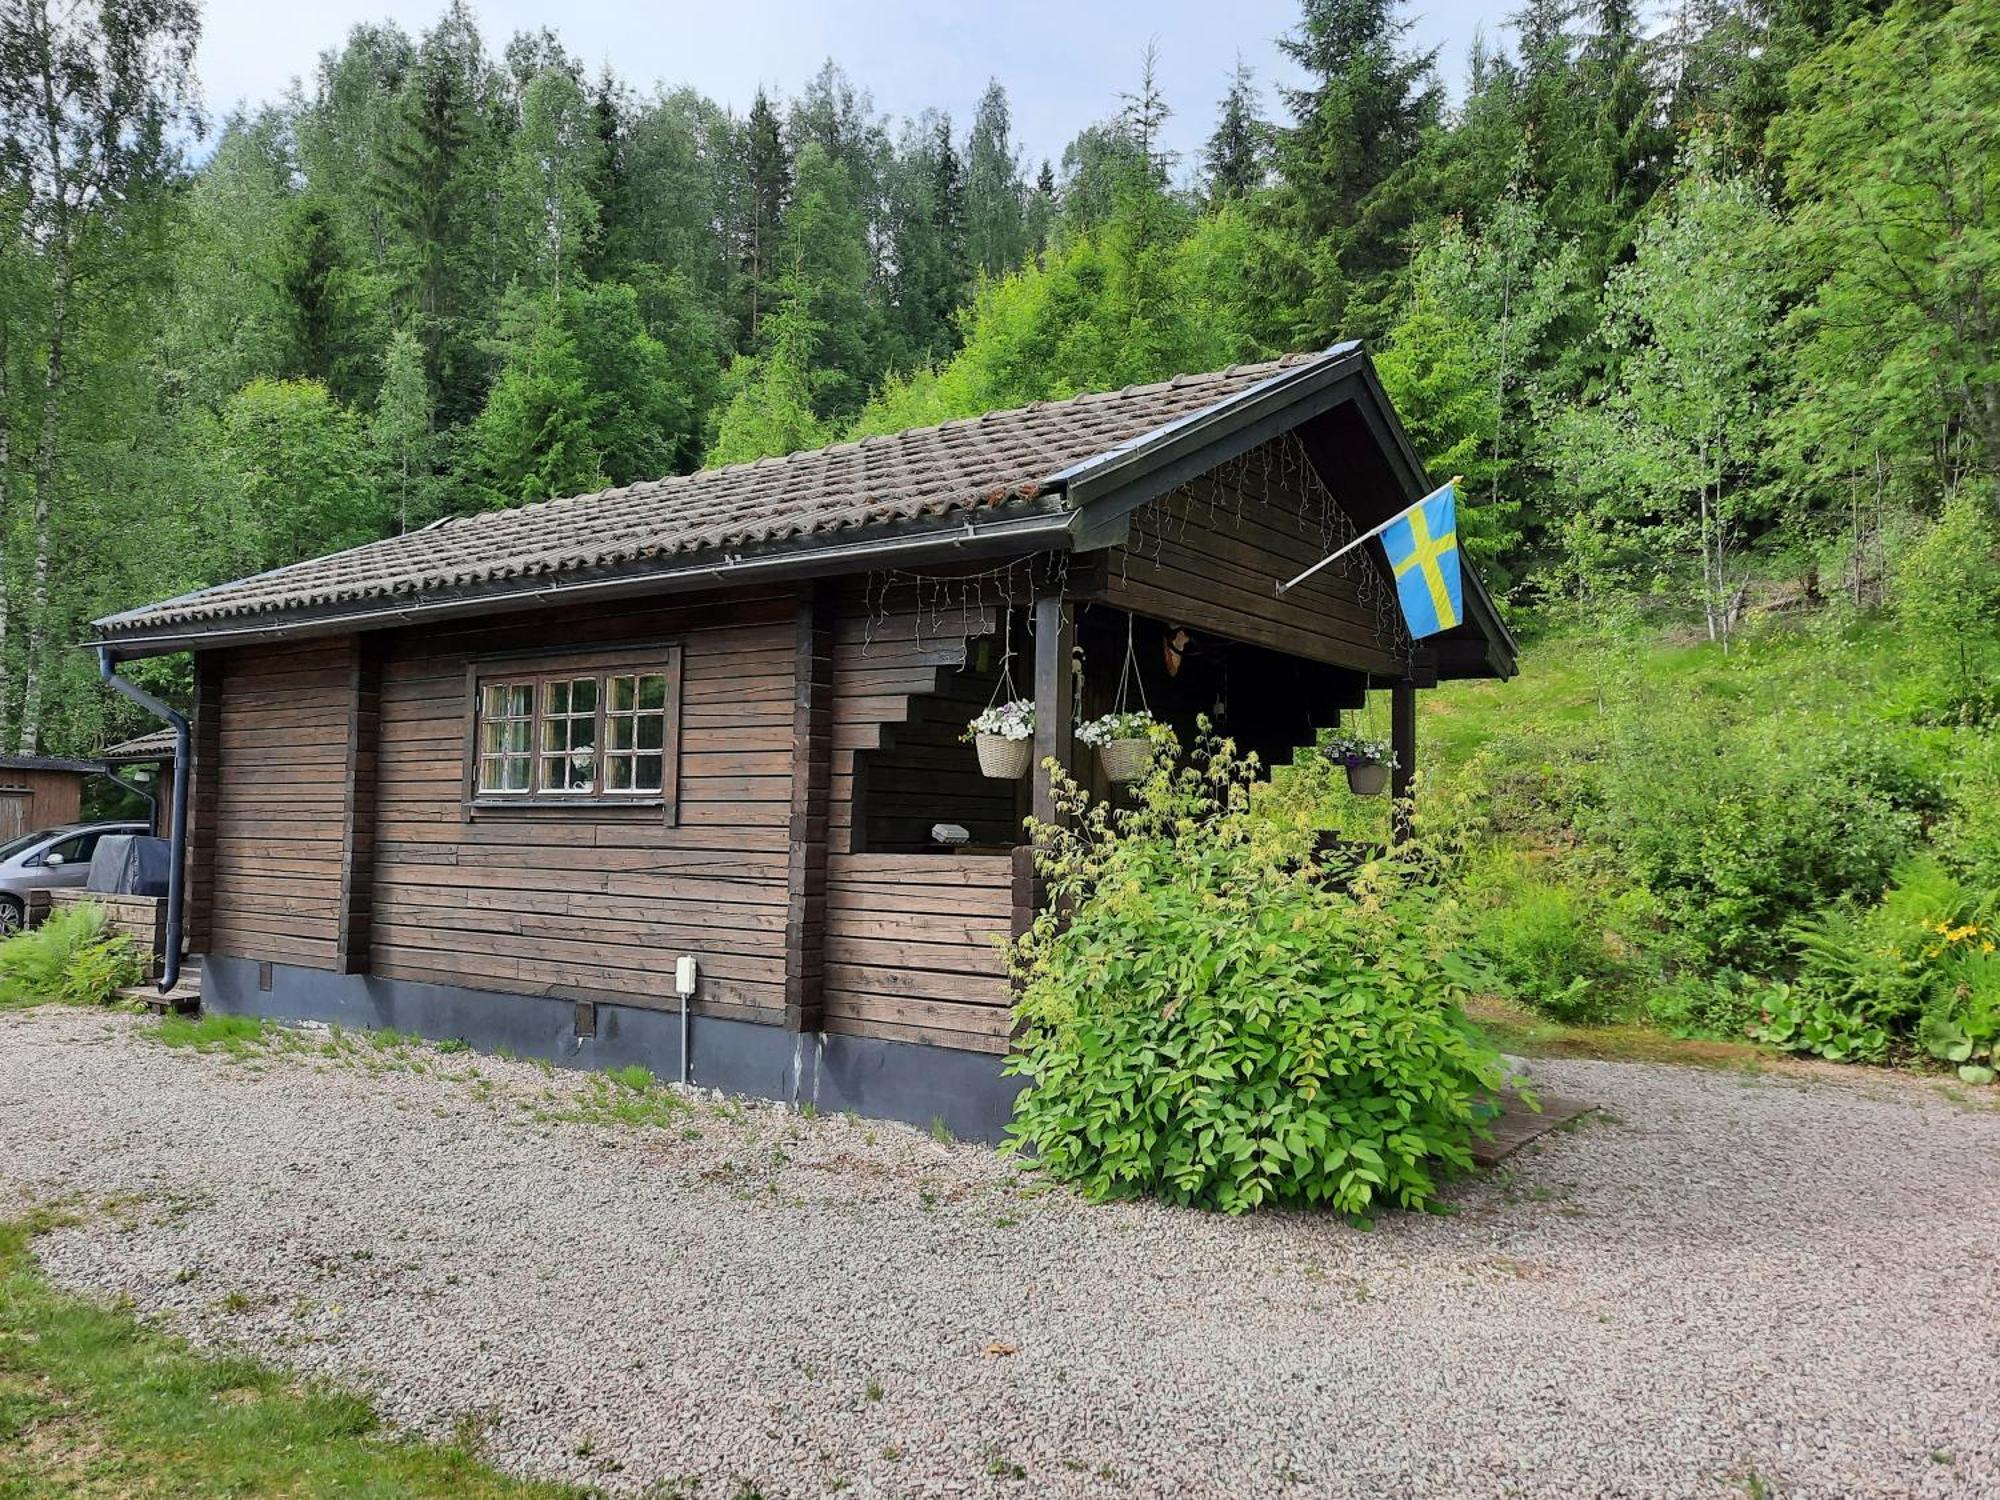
[{"xmin": 0, "ymin": 0, "xmax": 197, "ymax": 749}]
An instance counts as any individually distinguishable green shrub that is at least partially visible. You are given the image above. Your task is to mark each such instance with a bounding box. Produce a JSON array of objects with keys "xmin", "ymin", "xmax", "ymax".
[
  {"xmin": 0, "ymin": 904, "xmax": 143, "ymax": 1008},
  {"xmin": 1643, "ymin": 968, "xmax": 1766, "ymax": 1040},
  {"xmin": 59, "ymin": 934, "xmax": 147, "ymax": 1006},
  {"xmin": 1892, "ymin": 491, "xmax": 2000, "ymax": 726},
  {"xmin": 1592, "ymin": 706, "xmax": 1938, "ymax": 971},
  {"xmin": 1005, "ymin": 730, "xmax": 1508, "ymax": 1218},
  {"xmin": 1459, "ymin": 848, "xmax": 1630, "ymax": 1023},
  {"xmin": 1752, "ymin": 859, "xmax": 1999, "ymax": 1077}
]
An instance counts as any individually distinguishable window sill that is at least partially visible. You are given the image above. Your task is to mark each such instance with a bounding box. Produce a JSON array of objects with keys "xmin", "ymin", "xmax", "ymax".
[{"xmin": 467, "ymin": 796, "xmax": 669, "ymax": 820}]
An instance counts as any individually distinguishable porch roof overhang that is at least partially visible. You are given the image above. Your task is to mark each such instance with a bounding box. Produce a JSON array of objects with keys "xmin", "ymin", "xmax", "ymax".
[{"xmin": 89, "ymin": 345, "xmax": 1516, "ymax": 680}]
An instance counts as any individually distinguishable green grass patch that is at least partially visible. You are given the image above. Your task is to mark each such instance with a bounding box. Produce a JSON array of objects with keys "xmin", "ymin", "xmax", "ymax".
[
  {"xmin": 535, "ymin": 1069, "xmax": 691, "ymax": 1130},
  {"xmin": 149, "ymin": 1012, "xmax": 271, "ymax": 1057},
  {"xmin": 0, "ymin": 1212, "xmax": 584, "ymax": 1496}
]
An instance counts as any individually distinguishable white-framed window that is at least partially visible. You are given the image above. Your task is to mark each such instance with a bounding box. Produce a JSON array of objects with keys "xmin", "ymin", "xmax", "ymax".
[{"xmin": 465, "ymin": 647, "xmax": 681, "ymax": 819}]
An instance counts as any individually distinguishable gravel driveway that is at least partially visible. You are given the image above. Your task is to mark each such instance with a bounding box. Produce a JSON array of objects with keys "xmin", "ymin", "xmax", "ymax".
[{"xmin": 2, "ymin": 1007, "xmax": 1995, "ymax": 1499}]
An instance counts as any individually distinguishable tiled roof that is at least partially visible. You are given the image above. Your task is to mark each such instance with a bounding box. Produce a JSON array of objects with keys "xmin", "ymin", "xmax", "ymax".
[{"xmin": 94, "ymin": 352, "xmax": 1335, "ymax": 643}]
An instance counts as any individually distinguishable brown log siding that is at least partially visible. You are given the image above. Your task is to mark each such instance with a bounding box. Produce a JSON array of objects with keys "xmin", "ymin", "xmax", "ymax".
[{"xmin": 196, "ymin": 581, "xmax": 1018, "ymax": 1055}]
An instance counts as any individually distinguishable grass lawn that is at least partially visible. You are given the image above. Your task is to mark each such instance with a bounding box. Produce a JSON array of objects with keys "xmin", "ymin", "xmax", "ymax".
[{"xmin": 0, "ymin": 1208, "xmax": 584, "ymax": 1498}]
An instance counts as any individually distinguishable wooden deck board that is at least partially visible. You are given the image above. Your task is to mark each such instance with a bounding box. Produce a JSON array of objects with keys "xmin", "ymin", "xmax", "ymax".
[{"xmin": 1471, "ymin": 1090, "xmax": 1596, "ymax": 1168}]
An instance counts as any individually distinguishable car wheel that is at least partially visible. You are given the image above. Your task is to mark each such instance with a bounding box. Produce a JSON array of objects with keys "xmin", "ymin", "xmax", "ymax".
[{"xmin": 0, "ymin": 898, "xmax": 21, "ymax": 936}]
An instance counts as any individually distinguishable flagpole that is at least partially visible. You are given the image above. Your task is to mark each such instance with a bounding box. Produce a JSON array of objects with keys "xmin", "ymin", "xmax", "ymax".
[{"xmin": 1274, "ymin": 476, "xmax": 1461, "ymax": 596}]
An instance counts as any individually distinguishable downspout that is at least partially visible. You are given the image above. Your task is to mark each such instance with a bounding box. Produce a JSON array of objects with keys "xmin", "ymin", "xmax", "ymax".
[
  {"xmin": 96, "ymin": 647, "xmax": 187, "ymax": 993},
  {"xmin": 105, "ymin": 767, "xmax": 159, "ymax": 836}
]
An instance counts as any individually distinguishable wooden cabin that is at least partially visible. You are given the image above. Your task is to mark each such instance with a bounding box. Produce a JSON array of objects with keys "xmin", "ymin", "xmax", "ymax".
[{"xmin": 91, "ymin": 345, "xmax": 1515, "ymax": 1138}]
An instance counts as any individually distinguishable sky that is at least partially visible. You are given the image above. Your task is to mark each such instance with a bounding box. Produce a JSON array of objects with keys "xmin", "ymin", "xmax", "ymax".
[{"xmin": 194, "ymin": 0, "xmax": 1515, "ymax": 175}]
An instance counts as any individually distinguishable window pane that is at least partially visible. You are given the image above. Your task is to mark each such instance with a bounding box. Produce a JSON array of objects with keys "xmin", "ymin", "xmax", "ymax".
[
  {"xmin": 609, "ymin": 717, "xmax": 635, "ymax": 751},
  {"xmin": 571, "ymin": 677, "xmax": 597, "ymax": 714},
  {"xmin": 482, "ymin": 683, "xmax": 508, "ymax": 716},
  {"xmin": 637, "ymin": 714, "xmax": 664, "ymax": 751},
  {"xmin": 507, "ymin": 684, "xmax": 532, "ymax": 716},
  {"xmin": 546, "ymin": 679, "xmax": 570, "ymax": 715},
  {"xmin": 605, "ymin": 756, "xmax": 633, "ymax": 790},
  {"xmin": 637, "ymin": 674, "xmax": 666, "ymax": 711},
  {"xmin": 504, "ymin": 756, "xmax": 530, "ymax": 791},
  {"xmin": 570, "ymin": 716, "xmax": 596, "ymax": 750},
  {"xmin": 609, "ymin": 675, "xmax": 635, "ymax": 711},
  {"xmin": 635, "ymin": 753, "xmax": 663, "ymax": 791}
]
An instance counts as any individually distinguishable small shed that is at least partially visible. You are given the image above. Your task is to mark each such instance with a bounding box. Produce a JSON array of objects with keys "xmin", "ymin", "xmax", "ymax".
[
  {"xmin": 0, "ymin": 755, "xmax": 104, "ymax": 841},
  {"xmin": 89, "ymin": 345, "xmax": 1515, "ymax": 1138}
]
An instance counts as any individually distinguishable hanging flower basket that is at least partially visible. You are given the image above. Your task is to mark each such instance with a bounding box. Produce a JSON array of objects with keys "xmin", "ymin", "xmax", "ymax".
[
  {"xmin": 1324, "ymin": 730, "xmax": 1397, "ymax": 798},
  {"xmin": 965, "ymin": 700, "xmax": 1036, "ymax": 780},
  {"xmin": 1079, "ymin": 709, "xmax": 1159, "ymax": 784},
  {"xmin": 1346, "ymin": 761, "xmax": 1391, "ymax": 797}
]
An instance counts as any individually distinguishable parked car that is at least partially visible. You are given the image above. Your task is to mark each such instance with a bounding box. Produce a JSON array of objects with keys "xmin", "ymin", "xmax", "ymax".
[{"xmin": 0, "ymin": 820, "xmax": 149, "ymax": 933}]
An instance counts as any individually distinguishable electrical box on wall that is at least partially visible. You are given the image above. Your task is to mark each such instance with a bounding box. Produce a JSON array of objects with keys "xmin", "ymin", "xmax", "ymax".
[{"xmin": 674, "ymin": 954, "xmax": 698, "ymax": 998}]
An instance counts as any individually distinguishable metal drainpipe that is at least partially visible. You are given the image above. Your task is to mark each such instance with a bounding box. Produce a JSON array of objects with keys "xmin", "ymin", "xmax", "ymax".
[
  {"xmin": 96, "ymin": 648, "xmax": 188, "ymax": 993},
  {"xmin": 106, "ymin": 768, "xmax": 159, "ymax": 836}
]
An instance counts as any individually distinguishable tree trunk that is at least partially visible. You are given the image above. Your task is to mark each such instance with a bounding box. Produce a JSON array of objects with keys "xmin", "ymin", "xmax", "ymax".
[{"xmin": 20, "ymin": 256, "xmax": 68, "ymax": 757}]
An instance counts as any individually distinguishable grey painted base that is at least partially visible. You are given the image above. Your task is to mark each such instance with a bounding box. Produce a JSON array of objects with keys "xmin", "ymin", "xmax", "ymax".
[{"xmin": 201, "ymin": 956, "xmax": 1025, "ymax": 1144}]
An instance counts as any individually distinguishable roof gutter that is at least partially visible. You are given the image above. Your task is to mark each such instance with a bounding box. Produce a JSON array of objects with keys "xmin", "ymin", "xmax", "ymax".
[
  {"xmin": 90, "ymin": 507, "xmax": 1078, "ymax": 659},
  {"xmin": 95, "ymin": 648, "xmax": 187, "ymax": 994}
]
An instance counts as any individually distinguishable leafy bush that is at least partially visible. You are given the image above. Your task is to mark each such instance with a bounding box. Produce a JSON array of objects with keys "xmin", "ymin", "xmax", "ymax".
[
  {"xmin": 1004, "ymin": 729, "xmax": 1508, "ymax": 1218},
  {"xmin": 1592, "ymin": 706, "xmax": 1939, "ymax": 970},
  {"xmin": 1892, "ymin": 491, "xmax": 2000, "ymax": 726},
  {"xmin": 0, "ymin": 904, "xmax": 145, "ymax": 1008},
  {"xmin": 1752, "ymin": 859, "xmax": 1999, "ymax": 1078},
  {"xmin": 1459, "ymin": 848, "xmax": 1630, "ymax": 1023}
]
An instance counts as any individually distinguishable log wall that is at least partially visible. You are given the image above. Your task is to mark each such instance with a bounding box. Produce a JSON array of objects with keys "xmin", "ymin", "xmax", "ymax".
[{"xmin": 195, "ymin": 582, "xmax": 1017, "ymax": 1054}]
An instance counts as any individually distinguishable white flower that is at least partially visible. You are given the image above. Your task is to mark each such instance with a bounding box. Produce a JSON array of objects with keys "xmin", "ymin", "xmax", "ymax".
[{"xmin": 965, "ymin": 699, "xmax": 1037, "ymax": 742}]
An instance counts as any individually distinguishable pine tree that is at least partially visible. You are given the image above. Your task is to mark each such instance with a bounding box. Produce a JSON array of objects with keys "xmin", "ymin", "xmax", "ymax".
[{"xmin": 1205, "ymin": 58, "xmax": 1267, "ymax": 203}]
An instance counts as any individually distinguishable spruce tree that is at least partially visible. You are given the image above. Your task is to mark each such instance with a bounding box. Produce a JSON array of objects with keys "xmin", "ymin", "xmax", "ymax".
[
  {"xmin": 1204, "ymin": 58, "xmax": 1267, "ymax": 203},
  {"xmin": 1269, "ymin": 0, "xmax": 1442, "ymax": 339},
  {"xmin": 740, "ymin": 89, "xmax": 789, "ymax": 345}
]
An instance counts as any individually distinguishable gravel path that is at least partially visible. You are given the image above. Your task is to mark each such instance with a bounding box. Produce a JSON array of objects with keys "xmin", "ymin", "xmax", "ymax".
[{"xmin": 1, "ymin": 1007, "xmax": 1995, "ymax": 1499}]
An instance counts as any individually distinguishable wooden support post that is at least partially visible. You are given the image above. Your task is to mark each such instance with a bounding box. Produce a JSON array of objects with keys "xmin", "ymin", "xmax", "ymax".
[
  {"xmin": 182, "ymin": 651, "xmax": 223, "ymax": 956},
  {"xmin": 786, "ymin": 581, "xmax": 834, "ymax": 1033},
  {"xmin": 1030, "ymin": 583, "xmax": 1074, "ymax": 831},
  {"xmin": 335, "ymin": 635, "xmax": 383, "ymax": 974},
  {"xmin": 1390, "ymin": 678, "xmax": 1417, "ymax": 846}
]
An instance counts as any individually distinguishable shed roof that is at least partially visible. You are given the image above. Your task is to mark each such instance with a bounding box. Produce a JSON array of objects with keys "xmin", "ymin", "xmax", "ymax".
[
  {"xmin": 92, "ymin": 344, "xmax": 1515, "ymax": 675},
  {"xmin": 0, "ymin": 754, "xmax": 103, "ymax": 775},
  {"xmin": 102, "ymin": 729, "xmax": 177, "ymax": 764}
]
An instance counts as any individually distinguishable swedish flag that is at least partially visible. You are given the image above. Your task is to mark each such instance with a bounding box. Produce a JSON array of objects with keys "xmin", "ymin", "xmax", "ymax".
[{"xmin": 1380, "ymin": 483, "xmax": 1463, "ymax": 639}]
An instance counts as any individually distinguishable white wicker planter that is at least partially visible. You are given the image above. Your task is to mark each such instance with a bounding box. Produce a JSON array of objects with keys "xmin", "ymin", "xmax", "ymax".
[
  {"xmin": 975, "ymin": 733, "xmax": 1034, "ymax": 779},
  {"xmin": 1346, "ymin": 761, "xmax": 1390, "ymax": 797},
  {"xmin": 1097, "ymin": 736, "xmax": 1153, "ymax": 784}
]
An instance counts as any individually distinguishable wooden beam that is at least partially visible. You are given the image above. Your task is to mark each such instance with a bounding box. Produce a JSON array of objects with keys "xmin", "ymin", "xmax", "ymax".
[
  {"xmin": 1030, "ymin": 583, "xmax": 1074, "ymax": 830},
  {"xmin": 786, "ymin": 581, "xmax": 835, "ymax": 1032},
  {"xmin": 183, "ymin": 651, "xmax": 223, "ymax": 955},
  {"xmin": 1390, "ymin": 679, "xmax": 1417, "ymax": 846},
  {"xmin": 335, "ymin": 634, "xmax": 383, "ymax": 974}
]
